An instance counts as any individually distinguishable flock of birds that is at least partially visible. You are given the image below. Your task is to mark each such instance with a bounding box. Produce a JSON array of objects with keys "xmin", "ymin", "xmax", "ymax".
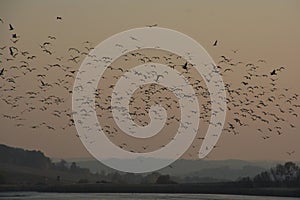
[{"xmin": 0, "ymin": 17, "xmax": 299, "ymax": 158}]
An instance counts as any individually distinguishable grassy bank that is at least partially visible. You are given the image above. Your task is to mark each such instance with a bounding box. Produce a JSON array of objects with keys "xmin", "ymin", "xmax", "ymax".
[{"xmin": 1, "ymin": 183, "xmax": 299, "ymax": 198}]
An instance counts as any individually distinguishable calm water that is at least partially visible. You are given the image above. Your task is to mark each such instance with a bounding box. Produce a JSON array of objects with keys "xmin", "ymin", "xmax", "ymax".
[{"xmin": 0, "ymin": 192, "xmax": 298, "ymax": 200}]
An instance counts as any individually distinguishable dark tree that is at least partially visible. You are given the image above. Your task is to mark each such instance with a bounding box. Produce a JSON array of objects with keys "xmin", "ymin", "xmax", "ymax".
[
  {"xmin": 243, "ymin": 162, "xmax": 300, "ymax": 187},
  {"xmin": 156, "ymin": 175, "xmax": 177, "ymax": 184}
]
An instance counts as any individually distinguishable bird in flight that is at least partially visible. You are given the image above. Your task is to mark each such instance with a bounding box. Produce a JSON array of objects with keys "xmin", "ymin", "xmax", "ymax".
[
  {"xmin": 12, "ymin": 33, "xmax": 18, "ymax": 39},
  {"xmin": 56, "ymin": 16, "xmax": 62, "ymax": 20},
  {"xmin": 146, "ymin": 24, "xmax": 158, "ymax": 27},
  {"xmin": 48, "ymin": 35, "xmax": 56, "ymax": 40},
  {"xmin": 9, "ymin": 47, "xmax": 18, "ymax": 57},
  {"xmin": 286, "ymin": 151, "xmax": 295, "ymax": 156},
  {"xmin": 270, "ymin": 69, "xmax": 277, "ymax": 76},
  {"xmin": 182, "ymin": 62, "xmax": 188, "ymax": 70},
  {"xmin": 213, "ymin": 40, "xmax": 218, "ymax": 46},
  {"xmin": 155, "ymin": 74, "xmax": 164, "ymax": 82},
  {"xmin": 9, "ymin": 24, "xmax": 14, "ymax": 30},
  {"xmin": 0, "ymin": 68, "xmax": 4, "ymax": 76}
]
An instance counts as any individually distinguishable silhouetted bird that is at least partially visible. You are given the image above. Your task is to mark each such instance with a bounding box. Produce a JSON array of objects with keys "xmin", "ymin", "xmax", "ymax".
[
  {"xmin": 286, "ymin": 151, "xmax": 295, "ymax": 156},
  {"xmin": 0, "ymin": 68, "xmax": 4, "ymax": 76},
  {"xmin": 147, "ymin": 24, "xmax": 158, "ymax": 27},
  {"xmin": 9, "ymin": 47, "xmax": 16, "ymax": 57},
  {"xmin": 48, "ymin": 35, "xmax": 56, "ymax": 40},
  {"xmin": 270, "ymin": 69, "xmax": 277, "ymax": 76},
  {"xmin": 9, "ymin": 24, "xmax": 14, "ymax": 30},
  {"xmin": 182, "ymin": 62, "xmax": 188, "ymax": 70},
  {"xmin": 213, "ymin": 40, "xmax": 218, "ymax": 46}
]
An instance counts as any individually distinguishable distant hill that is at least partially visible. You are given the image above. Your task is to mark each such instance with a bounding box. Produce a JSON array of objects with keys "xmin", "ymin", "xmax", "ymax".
[
  {"xmin": 0, "ymin": 144, "xmax": 52, "ymax": 169},
  {"xmin": 0, "ymin": 144, "xmax": 99, "ymax": 185},
  {"xmin": 1, "ymin": 143, "xmax": 300, "ymax": 197},
  {"xmin": 71, "ymin": 158, "xmax": 300, "ymax": 181},
  {"xmin": 1, "ymin": 144, "xmax": 299, "ymax": 186}
]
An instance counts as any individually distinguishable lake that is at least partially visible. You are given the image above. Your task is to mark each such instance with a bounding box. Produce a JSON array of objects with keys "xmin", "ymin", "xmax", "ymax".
[{"xmin": 0, "ymin": 192, "xmax": 299, "ymax": 200}]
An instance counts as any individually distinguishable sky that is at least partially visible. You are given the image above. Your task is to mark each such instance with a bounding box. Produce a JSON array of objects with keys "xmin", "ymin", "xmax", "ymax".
[{"xmin": 0, "ymin": 0, "xmax": 300, "ymax": 161}]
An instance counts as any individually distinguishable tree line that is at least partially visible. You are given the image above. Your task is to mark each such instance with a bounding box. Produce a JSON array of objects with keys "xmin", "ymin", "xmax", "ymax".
[{"xmin": 238, "ymin": 162, "xmax": 300, "ymax": 187}]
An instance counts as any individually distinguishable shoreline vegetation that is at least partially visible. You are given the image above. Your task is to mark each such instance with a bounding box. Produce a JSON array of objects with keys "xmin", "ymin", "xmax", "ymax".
[
  {"xmin": 0, "ymin": 183, "xmax": 300, "ymax": 198},
  {"xmin": 1, "ymin": 144, "xmax": 300, "ymax": 197}
]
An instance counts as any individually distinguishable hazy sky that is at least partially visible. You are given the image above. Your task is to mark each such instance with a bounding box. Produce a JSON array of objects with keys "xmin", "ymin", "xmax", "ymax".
[{"xmin": 0, "ymin": 0, "xmax": 300, "ymax": 161}]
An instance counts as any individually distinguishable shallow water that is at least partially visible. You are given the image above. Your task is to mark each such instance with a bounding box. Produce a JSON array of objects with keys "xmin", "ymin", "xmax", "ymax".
[{"xmin": 0, "ymin": 192, "xmax": 299, "ymax": 200}]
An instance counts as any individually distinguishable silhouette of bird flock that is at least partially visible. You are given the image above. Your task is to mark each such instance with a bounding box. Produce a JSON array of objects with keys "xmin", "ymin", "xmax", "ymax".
[{"xmin": 0, "ymin": 17, "xmax": 299, "ymax": 158}]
